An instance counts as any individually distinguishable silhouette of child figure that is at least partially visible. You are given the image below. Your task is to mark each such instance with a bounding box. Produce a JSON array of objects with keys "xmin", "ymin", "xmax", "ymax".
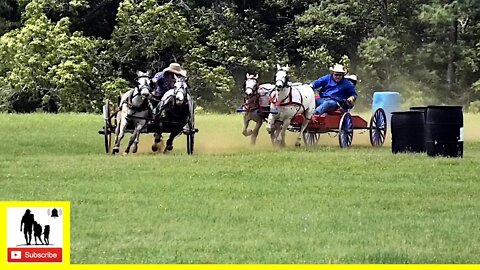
[
  {"xmin": 43, "ymin": 225, "xmax": 50, "ymax": 245},
  {"xmin": 33, "ymin": 222, "xmax": 44, "ymax": 245}
]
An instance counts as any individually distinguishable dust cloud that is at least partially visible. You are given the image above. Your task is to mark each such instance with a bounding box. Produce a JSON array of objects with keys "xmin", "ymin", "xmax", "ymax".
[{"xmin": 128, "ymin": 113, "xmax": 389, "ymax": 155}]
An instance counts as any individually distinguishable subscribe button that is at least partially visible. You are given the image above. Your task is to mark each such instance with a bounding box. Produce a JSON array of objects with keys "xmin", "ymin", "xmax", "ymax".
[{"xmin": 8, "ymin": 247, "xmax": 62, "ymax": 263}]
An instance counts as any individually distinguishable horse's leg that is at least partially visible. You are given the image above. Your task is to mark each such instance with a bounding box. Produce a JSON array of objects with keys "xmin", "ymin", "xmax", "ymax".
[
  {"xmin": 251, "ymin": 118, "xmax": 262, "ymax": 145},
  {"xmin": 124, "ymin": 123, "xmax": 138, "ymax": 155},
  {"xmin": 270, "ymin": 120, "xmax": 282, "ymax": 146},
  {"xmin": 296, "ymin": 118, "xmax": 310, "ymax": 147},
  {"xmin": 112, "ymin": 113, "xmax": 127, "ymax": 155},
  {"xmin": 152, "ymin": 133, "xmax": 163, "ymax": 152},
  {"xmin": 278, "ymin": 118, "xmax": 290, "ymax": 147},
  {"xmin": 266, "ymin": 112, "xmax": 275, "ymax": 134},
  {"xmin": 164, "ymin": 129, "xmax": 181, "ymax": 153},
  {"xmin": 242, "ymin": 113, "xmax": 253, "ymax": 136},
  {"xmin": 131, "ymin": 120, "xmax": 145, "ymax": 154}
]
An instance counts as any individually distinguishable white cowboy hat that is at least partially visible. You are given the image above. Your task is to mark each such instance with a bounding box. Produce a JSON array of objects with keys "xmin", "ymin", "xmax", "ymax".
[
  {"xmin": 163, "ymin": 63, "xmax": 187, "ymax": 77},
  {"xmin": 345, "ymin": 74, "xmax": 360, "ymax": 82},
  {"xmin": 329, "ymin": 64, "xmax": 347, "ymax": 74}
]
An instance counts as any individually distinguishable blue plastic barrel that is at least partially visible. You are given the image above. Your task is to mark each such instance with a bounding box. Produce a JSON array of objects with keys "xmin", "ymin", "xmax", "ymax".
[{"xmin": 372, "ymin": 91, "xmax": 401, "ymax": 126}]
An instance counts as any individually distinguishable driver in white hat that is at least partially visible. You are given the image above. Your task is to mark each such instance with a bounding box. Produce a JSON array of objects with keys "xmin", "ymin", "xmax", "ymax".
[
  {"xmin": 151, "ymin": 63, "xmax": 187, "ymax": 101},
  {"xmin": 310, "ymin": 63, "xmax": 357, "ymax": 114}
]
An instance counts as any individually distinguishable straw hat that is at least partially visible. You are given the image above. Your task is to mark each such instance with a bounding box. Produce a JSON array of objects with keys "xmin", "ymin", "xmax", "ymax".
[
  {"xmin": 163, "ymin": 63, "xmax": 187, "ymax": 77},
  {"xmin": 329, "ymin": 64, "xmax": 347, "ymax": 74}
]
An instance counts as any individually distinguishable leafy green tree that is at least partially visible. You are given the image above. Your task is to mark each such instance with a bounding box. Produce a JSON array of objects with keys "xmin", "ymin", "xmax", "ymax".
[
  {"xmin": 0, "ymin": 0, "xmax": 102, "ymax": 112},
  {"xmin": 417, "ymin": 0, "xmax": 480, "ymax": 104},
  {"xmin": 187, "ymin": 2, "xmax": 279, "ymax": 111},
  {"xmin": 0, "ymin": 0, "xmax": 21, "ymax": 35}
]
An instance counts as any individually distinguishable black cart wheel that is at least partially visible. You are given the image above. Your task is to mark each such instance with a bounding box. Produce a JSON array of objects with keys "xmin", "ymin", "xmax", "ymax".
[
  {"xmin": 302, "ymin": 131, "xmax": 320, "ymax": 146},
  {"xmin": 369, "ymin": 108, "xmax": 387, "ymax": 147},
  {"xmin": 102, "ymin": 100, "xmax": 112, "ymax": 153},
  {"xmin": 339, "ymin": 112, "xmax": 353, "ymax": 148},
  {"xmin": 186, "ymin": 120, "xmax": 195, "ymax": 155}
]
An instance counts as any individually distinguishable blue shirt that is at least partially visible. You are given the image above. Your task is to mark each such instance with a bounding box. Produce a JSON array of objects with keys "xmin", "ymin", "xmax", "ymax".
[
  {"xmin": 152, "ymin": 71, "xmax": 174, "ymax": 97},
  {"xmin": 311, "ymin": 74, "xmax": 357, "ymax": 102}
]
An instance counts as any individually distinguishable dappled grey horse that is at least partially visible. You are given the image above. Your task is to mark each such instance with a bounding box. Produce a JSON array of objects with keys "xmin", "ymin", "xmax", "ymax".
[
  {"xmin": 112, "ymin": 71, "xmax": 152, "ymax": 155},
  {"xmin": 151, "ymin": 75, "xmax": 193, "ymax": 153}
]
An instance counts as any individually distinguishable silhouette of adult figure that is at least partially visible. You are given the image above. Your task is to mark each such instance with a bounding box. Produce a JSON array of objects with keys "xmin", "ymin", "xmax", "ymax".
[
  {"xmin": 20, "ymin": 209, "xmax": 34, "ymax": 245},
  {"xmin": 43, "ymin": 225, "xmax": 50, "ymax": 245},
  {"xmin": 33, "ymin": 221, "xmax": 44, "ymax": 245}
]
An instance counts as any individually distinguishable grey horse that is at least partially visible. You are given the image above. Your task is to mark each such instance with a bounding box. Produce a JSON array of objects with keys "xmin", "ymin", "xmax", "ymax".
[{"xmin": 112, "ymin": 71, "xmax": 152, "ymax": 155}]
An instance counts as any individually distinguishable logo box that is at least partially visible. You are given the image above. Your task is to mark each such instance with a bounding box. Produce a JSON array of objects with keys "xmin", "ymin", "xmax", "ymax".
[{"xmin": 6, "ymin": 206, "xmax": 65, "ymax": 263}]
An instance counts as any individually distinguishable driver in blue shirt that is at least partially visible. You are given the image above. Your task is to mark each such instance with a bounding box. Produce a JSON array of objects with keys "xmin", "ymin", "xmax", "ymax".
[{"xmin": 310, "ymin": 64, "xmax": 357, "ymax": 115}]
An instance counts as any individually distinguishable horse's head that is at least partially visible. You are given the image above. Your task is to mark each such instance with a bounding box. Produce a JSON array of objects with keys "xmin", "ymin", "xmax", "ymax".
[
  {"xmin": 274, "ymin": 64, "xmax": 290, "ymax": 88},
  {"xmin": 173, "ymin": 74, "xmax": 188, "ymax": 105},
  {"xmin": 135, "ymin": 70, "xmax": 151, "ymax": 98},
  {"xmin": 244, "ymin": 73, "xmax": 259, "ymax": 98}
]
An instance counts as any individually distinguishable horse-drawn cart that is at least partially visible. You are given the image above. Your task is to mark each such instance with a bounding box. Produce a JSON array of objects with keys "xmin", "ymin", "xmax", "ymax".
[
  {"xmin": 99, "ymin": 99, "xmax": 198, "ymax": 155},
  {"xmin": 287, "ymin": 108, "xmax": 387, "ymax": 148}
]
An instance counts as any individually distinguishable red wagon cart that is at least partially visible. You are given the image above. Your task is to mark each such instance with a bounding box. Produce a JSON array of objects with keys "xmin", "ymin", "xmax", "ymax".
[{"xmin": 287, "ymin": 108, "xmax": 388, "ymax": 148}]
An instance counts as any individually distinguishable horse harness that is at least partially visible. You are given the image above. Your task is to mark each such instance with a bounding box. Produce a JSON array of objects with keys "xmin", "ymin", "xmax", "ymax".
[
  {"xmin": 125, "ymin": 87, "xmax": 150, "ymax": 112},
  {"xmin": 274, "ymin": 72, "xmax": 311, "ymax": 121}
]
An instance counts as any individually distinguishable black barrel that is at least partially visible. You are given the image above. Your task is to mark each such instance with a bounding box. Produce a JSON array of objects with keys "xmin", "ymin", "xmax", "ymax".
[
  {"xmin": 410, "ymin": 106, "xmax": 427, "ymax": 115},
  {"xmin": 391, "ymin": 111, "xmax": 426, "ymax": 153},
  {"xmin": 425, "ymin": 106, "xmax": 463, "ymax": 158}
]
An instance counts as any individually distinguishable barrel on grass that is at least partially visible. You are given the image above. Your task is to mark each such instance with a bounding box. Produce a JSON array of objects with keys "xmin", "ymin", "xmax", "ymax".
[
  {"xmin": 425, "ymin": 106, "xmax": 463, "ymax": 158},
  {"xmin": 410, "ymin": 106, "xmax": 427, "ymax": 116},
  {"xmin": 391, "ymin": 111, "xmax": 426, "ymax": 153},
  {"xmin": 372, "ymin": 92, "xmax": 401, "ymax": 127}
]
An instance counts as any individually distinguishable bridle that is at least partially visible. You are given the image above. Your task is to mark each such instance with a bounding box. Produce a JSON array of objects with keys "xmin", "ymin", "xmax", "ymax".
[
  {"xmin": 275, "ymin": 68, "xmax": 289, "ymax": 88},
  {"xmin": 173, "ymin": 78, "xmax": 188, "ymax": 105},
  {"xmin": 244, "ymin": 78, "xmax": 259, "ymax": 98},
  {"xmin": 137, "ymin": 75, "xmax": 151, "ymax": 94}
]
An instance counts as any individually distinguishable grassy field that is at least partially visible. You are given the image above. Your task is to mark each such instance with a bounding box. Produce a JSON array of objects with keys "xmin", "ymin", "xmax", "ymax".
[{"xmin": 1, "ymin": 112, "xmax": 480, "ymax": 264}]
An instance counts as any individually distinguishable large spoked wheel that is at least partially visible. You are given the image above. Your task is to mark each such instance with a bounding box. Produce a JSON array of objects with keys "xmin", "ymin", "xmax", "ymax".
[
  {"xmin": 302, "ymin": 131, "xmax": 320, "ymax": 146},
  {"xmin": 369, "ymin": 108, "xmax": 387, "ymax": 147},
  {"xmin": 338, "ymin": 112, "xmax": 353, "ymax": 148},
  {"xmin": 102, "ymin": 100, "xmax": 112, "ymax": 154},
  {"xmin": 186, "ymin": 119, "xmax": 195, "ymax": 155}
]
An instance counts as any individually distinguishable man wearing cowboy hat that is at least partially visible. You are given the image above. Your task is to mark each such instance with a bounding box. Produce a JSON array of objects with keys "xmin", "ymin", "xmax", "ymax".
[
  {"xmin": 151, "ymin": 63, "xmax": 187, "ymax": 100},
  {"xmin": 310, "ymin": 63, "xmax": 357, "ymax": 115},
  {"xmin": 149, "ymin": 63, "xmax": 187, "ymax": 114}
]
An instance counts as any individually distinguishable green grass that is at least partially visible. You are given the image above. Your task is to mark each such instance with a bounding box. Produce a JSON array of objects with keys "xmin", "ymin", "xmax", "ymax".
[{"xmin": 1, "ymin": 113, "xmax": 480, "ymax": 263}]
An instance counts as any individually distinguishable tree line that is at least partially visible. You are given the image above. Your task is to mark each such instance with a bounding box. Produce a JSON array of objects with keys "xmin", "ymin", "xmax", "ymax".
[{"xmin": 1, "ymin": 0, "xmax": 479, "ymax": 113}]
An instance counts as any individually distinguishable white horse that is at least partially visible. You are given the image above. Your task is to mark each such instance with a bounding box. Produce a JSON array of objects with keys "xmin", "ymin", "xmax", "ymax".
[
  {"xmin": 241, "ymin": 73, "xmax": 275, "ymax": 145},
  {"xmin": 268, "ymin": 64, "xmax": 315, "ymax": 147},
  {"xmin": 112, "ymin": 71, "xmax": 152, "ymax": 155},
  {"xmin": 151, "ymin": 75, "xmax": 193, "ymax": 153}
]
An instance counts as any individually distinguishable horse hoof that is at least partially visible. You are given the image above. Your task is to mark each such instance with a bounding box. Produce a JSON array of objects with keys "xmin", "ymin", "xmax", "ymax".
[
  {"xmin": 295, "ymin": 142, "xmax": 301, "ymax": 147},
  {"xmin": 112, "ymin": 148, "xmax": 119, "ymax": 155},
  {"xmin": 132, "ymin": 145, "xmax": 138, "ymax": 153},
  {"xmin": 152, "ymin": 144, "xmax": 158, "ymax": 152},
  {"xmin": 163, "ymin": 145, "xmax": 173, "ymax": 153}
]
